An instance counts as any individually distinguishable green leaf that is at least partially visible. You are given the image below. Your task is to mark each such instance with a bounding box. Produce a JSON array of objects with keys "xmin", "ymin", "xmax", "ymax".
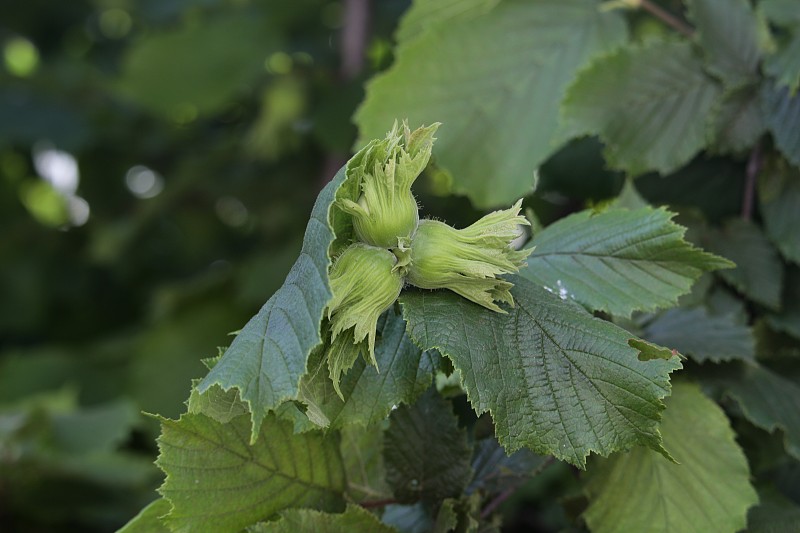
[
  {"xmin": 766, "ymin": 267, "xmax": 800, "ymax": 340},
  {"xmin": 432, "ymin": 499, "xmax": 460, "ymax": 533},
  {"xmin": 759, "ymin": 161, "xmax": 800, "ymax": 264},
  {"xmin": 340, "ymin": 424, "xmax": 392, "ymax": 503},
  {"xmin": 117, "ymin": 9, "xmax": 278, "ymax": 117},
  {"xmin": 187, "ymin": 380, "xmax": 248, "ymax": 424},
  {"xmin": 711, "ymin": 85, "xmax": 767, "ymax": 154},
  {"xmin": 467, "ymin": 437, "xmax": 548, "ymax": 495},
  {"xmin": 562, "ymin": 40, "xmax": 721, "ymax": 176},
  {"xmin": 747, "ymin": 487, "xmax": 800, "ymax": 533},
  {"xmin": 759, "ymin": 0, "xmax": 800, "ymax": 27},
  {"xmin": 299, "ymin": 310, "xmax": 437, "ymax": 429},
  {"xmin": 762, "ymin": 82, "xmax": 800, "ymax": 167},
  {"xmin": 764, "ymin": 30, "xmax": 800, "ymax": 93},
  {"xmin": 609, "ymin": 178, "xmax": 649, "ymax": 211},
  {"xmin": 716, "ymin": 363, "xmax": 800, "ymax": 460},
  {"xmin": 395, "ymin": 0, "xmax": 499, "ymax": 43},
  {"xmin": 249, "ymin": 505, "xmax": 397, "ymax": 533},
  {"xmin": 400, "ymin": 275, "xmax": 682, "ymax": 468},
  {"xmin": 198, "ymin": 166, "xmax": 345, "ymax": 441},
  {"xmin": 520, "ymin": 207, "xmax": 733, "ymax": 318},
  {"xmin": 704, "ymin": 219, "xmax": 784, "ymax": 310},
  {"xmin": 356, "ymin": 0, "xmax": 627, "ymax": 208},
  {"xmin": 583, "ymin": 382, "xmax": 758, "ymax": 533},
  {"xmin": 118, "ymin": 498, "xmax": 171, "ymax": 533},
  {"xmin": 686, "ymin": 0, "xmax": 763, "ymax": 87},
  {"xmin": 156, "ymin": 413, "xmax": 346, "ymax": 533},
  {"xmin": 272, "ymin": 401, "xmax": 320, "ymax": 434},
  {"xmin": 129, "ymin": 301, "xmax": 244, "ymax": 419},
  {"xmin": 754, "ymin": 320, "xmax": 800, "ymax": 361},
  {"xmin": 50, "ymin": 399, "xmax": 140, "ymax": 453},
  {"xmin": 434, "ymin": 495, "xmax": 487, "ymax": 533},
  {"xmin": 641, "ymin": 307, "xmax": 755, "ymax": 363},
  {"xmin": 384, "ymin": 390, "xmax": 473, "ymax": 503}
]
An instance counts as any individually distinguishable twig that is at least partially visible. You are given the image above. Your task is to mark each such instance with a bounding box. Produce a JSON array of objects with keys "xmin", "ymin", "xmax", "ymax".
[
  {"xmin": 742, "ymin": 141, "xmax": 762, "ymax": 221},
  {"xmin": 320, "ymin": 0, "xmax": 370, "ymax": 187},
  {"xmin": 480, "ymin": 486, "xmax": 516, "ymax": 519},
  {"xmin": 479, "ymin": 456, "xmax": 556, "ymax": 519},
  {"xmin": 639, "ymin": 0, "xmax": 694, "ymax": 37},
  {"xmin": 341, "ymin": 0, "xmax": 370, "ymax": 81},
  {"xmin": 360, "ymin": 498, "xmax": 398, "ymax": 509}
]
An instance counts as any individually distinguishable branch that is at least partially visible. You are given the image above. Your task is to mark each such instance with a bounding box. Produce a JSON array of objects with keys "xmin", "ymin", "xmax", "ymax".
[
  {"xmin": 480, "ymin": 456, "xmax": 556, "ymax": 519},
  {"xmin": 359, "ymin": 498, "xmax": 398, "ymax": 509},
  {"xmin": 480, "ymin": 485, "xmax": 516, "ymax": 519},
  {"xmin": 320, "ymin": 0, "xmax": 370, "ymax": 186},
  {"xmin": 639, "ymin": 0, "xmax": 694, "ymax": 37},
  {"xmin": 742, "ymin": 141, "xmax": 762, "ymax": 221},
  {"xmin": 340, "ymin": 0, "xmax": 370, "ymax": 81}
]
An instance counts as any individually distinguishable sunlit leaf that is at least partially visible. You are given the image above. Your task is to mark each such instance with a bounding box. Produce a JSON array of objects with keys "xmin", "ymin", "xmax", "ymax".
[
  {"xmin": 357, "ymin": 0, "xmax": 627, "ymax": 207},
  {"xmin": 563, "ymin": 41, "xmax": 721, "ymax": 175},
  {"xmin": 583, "ymin": 382, "xmax": 758, "ymax": 533},
  {"xmin": 156, "ymin": 413, "xmax": 346, "ymax": 533}
]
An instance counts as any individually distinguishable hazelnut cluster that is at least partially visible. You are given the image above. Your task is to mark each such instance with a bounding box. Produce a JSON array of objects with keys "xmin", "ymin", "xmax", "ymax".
[{"xmin": 325, "ymin": 122, "xmax": 531, "ymax": 393}]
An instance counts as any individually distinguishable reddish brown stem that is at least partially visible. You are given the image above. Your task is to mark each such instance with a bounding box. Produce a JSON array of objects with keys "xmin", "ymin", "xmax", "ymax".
[
  {"xmin": 319, "ymin": 0, "xmax": 371, "ymax": 187},
  {"xmin": 480, "ymin": 486, "xmax": 516, "ymax": 519},
  {"xmin": 742, "ymin": 142, "xmax": 762, "ymax": 221},
  {"xmin": 480, "ymin": 456, "xmax": 556, "ymax": 519},
  {"xmin": 341, "ymin": 0, "xmax": 370, "ymax": 80},
  {"xmin": 640, "ymin": 0, "xmax": 694, "ymax": 37},
  {"xmin": 360, "ymin": 498, "xmax": 398, "ymax": 509}
]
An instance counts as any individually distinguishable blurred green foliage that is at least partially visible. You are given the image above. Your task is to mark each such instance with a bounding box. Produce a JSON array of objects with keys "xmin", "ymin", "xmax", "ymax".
[{"xmin": 0, "ymin": 1, "xmax": 405, "ymax": 530}]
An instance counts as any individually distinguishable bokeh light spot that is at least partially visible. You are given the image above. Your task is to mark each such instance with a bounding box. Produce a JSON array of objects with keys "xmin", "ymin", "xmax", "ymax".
[
  {"xmin": 68, "ymin": 196, "xmax": 91, "ymax": 226},
  {"xmin": 99, "ymin": 8, "xmax": 133, "ymax": 39},
  {"xmin": 33, "ymin": 144, "xmax": 79, "ymax": 196},
  {"xmin": 265, "ymin": 52, "xmax": 292, "ymax": 74},
  {"xmin": 125, "ymin": 165, "xmax": 164, "ymax": 199},
  {"xmin": 170, "ymin": 102, "xmax": 198, "ymax": 124},
  {"xmin": 3, "ymin": 37, "xmax": 39, "ymax": 77},
  {"xmin": 215, "ymin": 196, "xmax": 249, "ymax": 227},
  {"xmin": 19, "ymin": 180, "xmax": 69, "ymax": 227}
]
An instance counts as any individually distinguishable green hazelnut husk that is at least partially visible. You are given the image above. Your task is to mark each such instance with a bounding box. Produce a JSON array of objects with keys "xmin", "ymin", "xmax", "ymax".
[
  {"xmin": 405, "ymin": 200, "xmax": 532, "ymax": 312},
  {"xmin": 337, "ymin": 121, "xmax": 439, "ymax": 248},
  {"xmin": 327, "ymin": 243, "xmax": 404, "ymax": 364},
  {"xmin": 351, "ymin": 190, "xmax": 419, "ymax": 249}
]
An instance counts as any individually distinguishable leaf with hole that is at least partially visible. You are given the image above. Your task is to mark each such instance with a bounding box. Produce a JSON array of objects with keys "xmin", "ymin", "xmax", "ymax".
[{"xmin": 401, "ymin": 275, "xmax": 682, "ymax": 468}]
